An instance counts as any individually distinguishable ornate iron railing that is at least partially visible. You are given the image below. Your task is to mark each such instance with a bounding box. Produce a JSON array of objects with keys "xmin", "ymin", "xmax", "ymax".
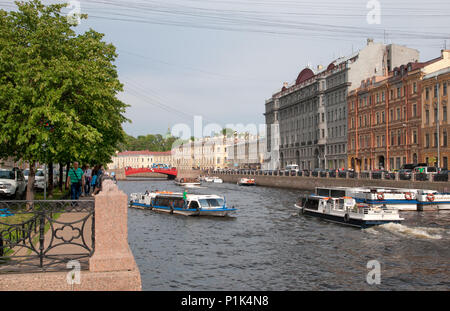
[{"xmin": 0, "ymin": 200, "xmax": 95, "ymax": 274}]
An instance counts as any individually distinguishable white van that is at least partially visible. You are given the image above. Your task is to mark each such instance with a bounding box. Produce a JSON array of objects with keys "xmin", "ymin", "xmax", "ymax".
[
  {"xmin": 286, "ymin": 164, "xmax": 299, "ymax": 173},
  {"xmin": 413, "ymin": 166, "xmax": 438, "ymax": 174}
]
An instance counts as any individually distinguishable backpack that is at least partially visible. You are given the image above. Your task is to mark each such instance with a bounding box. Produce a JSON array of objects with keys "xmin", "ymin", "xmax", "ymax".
[{"xmin": 91, "ymin": 174, "xmax": 98, "ymax": 186}]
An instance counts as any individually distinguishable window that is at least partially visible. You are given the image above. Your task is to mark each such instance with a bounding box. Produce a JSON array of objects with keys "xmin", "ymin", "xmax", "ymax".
[
  {"xmin": 425, "ymin": 134, "xmax": 430, "ymax": 148},
  {"xmin": 444, "ymin": 131, "xmax": 448, "ymax": 147},
  {"xmin": 397, "ymin": 108, "xmax": 400, "ymax": 120},
  {"xmin": 390, "ymin": 109, "xmax": 394, "ymax": 121},
  {"xmin": 434, "ymin": 132, "xmax": 438, "ymax": 147},
  {"xmin": 426, "ymin": 109, "xmax": 430, "ymax": 124},
  {"xmin": 413, "ymin": 130, "xmax": 417, "ymax": 144},
  {"xmin": 398, "ymin": 130, "xmax": 401, "ymax": 145},
  {"xmin": 434, "ymin": 108, "xmax": 438, "ymax": 123},
  {"xmin": 413, "ymin": 104, "xmax": 417, "ymax": 117},
  {"xmin": 382, "ymin": 111, "xmax": 385, "ymax": 123},
  {"xmin": 397, "ymin": 87, "xmax": 401, "ymax": 98},
  {"xmin": 413, "ymin": 82, "xmax": 417, "ymax": 94},
  {"xmin": 434, "ymin": 84, "xmax": 439, "ymax": 98},
  {"xmin": 426, "ymin": 88, "xmax": 429, "ymax": 100},
  {"xmin": 444, "ymin": 106, "xmax": 447, "ymax": 122},
  {"xmin": 444, "ymin": 83, "xmax": 447, "ymax": 96}
]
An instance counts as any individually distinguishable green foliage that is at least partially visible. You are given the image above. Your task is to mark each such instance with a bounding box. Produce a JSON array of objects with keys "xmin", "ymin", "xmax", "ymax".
[
  {"xmin": 0, "ymin": 0, "xmax": 129, "ymax": 167},
  {"xmin": 120, "ymin": 133, "xmax": 178, "ymax": 152}
]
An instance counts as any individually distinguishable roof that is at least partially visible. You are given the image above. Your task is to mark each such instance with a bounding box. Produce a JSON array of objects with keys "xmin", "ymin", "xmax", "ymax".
[
  {"xmin": 423, "ymin": 66, "xmax": 450, "ymax": 80},
  {"xmin": 116, "ymin": 150, "xmax": 172, "ymax": 157}
]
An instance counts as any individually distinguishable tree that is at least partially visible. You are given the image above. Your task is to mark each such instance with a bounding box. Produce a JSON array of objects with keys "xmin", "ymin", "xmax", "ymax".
[{"xmin": 0, "ymin": 1, "xmax": 129, "ymax": 200}]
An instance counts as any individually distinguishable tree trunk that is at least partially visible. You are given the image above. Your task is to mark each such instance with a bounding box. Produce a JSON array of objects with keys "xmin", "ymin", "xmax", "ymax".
[
  {"xmin": 65, "ymin": 162, "xmax": 70, "ymax": 190},
  {"xmin": 26, "ymin": 162, "xmax": 35, "ymax": 201},
  {"xmin": 59, "ymin": 162, "xmax": 63, "ymax": 191},
  {"xmin": 48, "ymin": 162, "xmax": 54, "ymax": 198}
]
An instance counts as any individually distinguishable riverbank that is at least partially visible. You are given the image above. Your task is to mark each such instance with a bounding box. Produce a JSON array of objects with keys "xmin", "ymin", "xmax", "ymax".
[{"xmin": 208, "ymin": 173, "xmax": 450, "ymax": 193}]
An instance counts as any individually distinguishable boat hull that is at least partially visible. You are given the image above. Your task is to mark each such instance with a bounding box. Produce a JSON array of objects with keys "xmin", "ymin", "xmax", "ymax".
[
  {"xmin": 295, "ymin": 205, "xmax": 402, "ymax": 229},
  {"xmin": 129, "ymin": 202, "xmax": 235, "ymax": 217}
]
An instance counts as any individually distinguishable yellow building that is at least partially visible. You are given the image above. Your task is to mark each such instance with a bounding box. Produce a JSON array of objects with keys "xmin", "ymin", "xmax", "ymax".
[
  {"xmin": 171, "ymin": 135, "xmax": 230, "ymax": 170},
  {"xmin": 420, "ymin": 59, "xmax": 450, "ymax": 169}
]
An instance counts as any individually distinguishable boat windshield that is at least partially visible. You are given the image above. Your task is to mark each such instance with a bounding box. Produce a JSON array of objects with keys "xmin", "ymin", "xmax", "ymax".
[{"xmin": 198, "ymin": 198, "xmax": 225, "ymax": 207}]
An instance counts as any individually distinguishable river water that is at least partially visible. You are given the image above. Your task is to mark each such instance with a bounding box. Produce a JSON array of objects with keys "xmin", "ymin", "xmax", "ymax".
[{"xmin": 119, "ymin": 179, "xmax": 450, "ymax": 291}]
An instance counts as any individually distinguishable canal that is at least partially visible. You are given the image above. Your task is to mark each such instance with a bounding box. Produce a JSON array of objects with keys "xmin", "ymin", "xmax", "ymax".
[{"xmin": 119, "ymin": 179, "xmax": 450, "ymax": 290}]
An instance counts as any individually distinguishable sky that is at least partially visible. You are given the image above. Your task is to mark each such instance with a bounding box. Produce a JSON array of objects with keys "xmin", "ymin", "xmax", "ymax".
[{"xmin": 1, "ymin": 0, "xmax": 449, "ymax": 137}]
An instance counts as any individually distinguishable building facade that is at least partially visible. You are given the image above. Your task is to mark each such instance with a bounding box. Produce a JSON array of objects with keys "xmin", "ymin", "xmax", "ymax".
[
  {"xmin": 347, "ymin": 50, "xmax": 450, "ymax": 171},
  {"xmin": 265, "ymin": 40, "xmax": 420, "ymax": 170},
  {"xmin": 420, "ymin": 61, "xmax": 450, "ymax": 169},
  {"xmin": 109, "ymin": 151, "xmax": 173, "ymax": 169},
  {"xmin": 171, "ymin": 135, "xmax": 230, "ymax": 170}
]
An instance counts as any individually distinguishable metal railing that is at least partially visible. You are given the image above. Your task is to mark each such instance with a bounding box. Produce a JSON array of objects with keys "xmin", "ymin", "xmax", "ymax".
[
  {"xmin": 0, "ymin": 200, "xmax": 95, "ymax": 274},
  {"xmin": 206, "ymin": 169, "xmax": 449, "ymax": 183}
]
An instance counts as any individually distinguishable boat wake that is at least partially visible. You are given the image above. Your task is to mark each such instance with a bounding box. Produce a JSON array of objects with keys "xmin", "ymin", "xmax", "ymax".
[{"xmin": 375, "ymin": 223, "xmax": 444, "ymax": 240}]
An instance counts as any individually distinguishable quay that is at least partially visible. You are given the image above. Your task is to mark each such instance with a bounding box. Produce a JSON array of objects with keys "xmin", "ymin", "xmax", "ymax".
[{"xmin": 209, "ymin": 171, "xmax": 450, "ymax": 193}]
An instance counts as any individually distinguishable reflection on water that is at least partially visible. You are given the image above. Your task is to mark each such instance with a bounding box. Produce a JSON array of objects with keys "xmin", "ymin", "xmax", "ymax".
[{"xmin": 120, "ymin": 179, "xmax": 450, "ymax": 291}]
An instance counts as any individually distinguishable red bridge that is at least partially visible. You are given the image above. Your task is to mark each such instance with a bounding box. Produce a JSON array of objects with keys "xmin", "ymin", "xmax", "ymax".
[{"xmin": 124, "ymin": 167, "xmax": 177, "ymax": 179}]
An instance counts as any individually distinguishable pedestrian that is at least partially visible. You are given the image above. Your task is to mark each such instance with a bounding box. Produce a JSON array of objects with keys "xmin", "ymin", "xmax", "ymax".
[
  {"xmin": 67, "ymin": 161, "xmax": 84, "ymax": 200},
  {"xmin": 93, "ymin": 167, "xmax": 113, "ymax": 195},
  {"xmin": 84, "ymin": 164, "xmax": 92, "ymax": 196},
  {"xmin": 91, "ymin": 165, "xmax": 99, "ymax": 193}
]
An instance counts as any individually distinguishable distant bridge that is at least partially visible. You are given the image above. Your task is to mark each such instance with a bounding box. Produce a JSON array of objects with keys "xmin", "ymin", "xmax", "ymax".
[{"xmin": 124, "ymin": 167, "xmax": 177, "ymax": 179}]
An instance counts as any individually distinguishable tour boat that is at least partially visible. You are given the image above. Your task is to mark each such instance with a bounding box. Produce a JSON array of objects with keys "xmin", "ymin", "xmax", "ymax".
[
  {"xmin": 237, "ymin": 178, "xmax": 256, "ymax": 186},
  {"xmin": 174, "ymin": 178, "xmax": 202, "ymax": 187},
  {"xmin": 204, "ymin": 176, "xmax": 223, "ymax": 183},
  {"xmin": 416, "ymin": 190, "xmax": 450, "ymax": 211},
  {"xmin": 295, "ymin": 194, "xmax": 404, "ymax": 228},
  {"xmin": 129, "ymin": 192, "xmax": 236, "ymax": 217},
  {"xmin": 315, "ymin": 187, "xmax": 419, "ymax": 211}
]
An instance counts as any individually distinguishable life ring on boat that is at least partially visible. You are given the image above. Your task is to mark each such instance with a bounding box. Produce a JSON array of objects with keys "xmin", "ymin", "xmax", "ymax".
[
  {"xmin": 427, "ymin": 193, "xmax": 435, "ymax": 202},
  {"xmin": 377, "ymin": 193, "xmax": 385, "ymax": 201},
  {"xmin": 344, "ymin": 213, "xmax": 350, "ymax": 223},
  {"xmin": 404, "ymin": 192, "xmax": 413, "ymax": 200},
  {"xmin": 180, "ymin": 178, "xmax": 185, "ymax": 183}
]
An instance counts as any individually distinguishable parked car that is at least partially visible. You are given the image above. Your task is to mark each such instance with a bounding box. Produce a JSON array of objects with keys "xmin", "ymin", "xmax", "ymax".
[
  {"xmin": 286, "ymin": 164, "xmax": 300, "ymax": 173},
  {"xmin": 34, "ymin": 169, "xmax": 49, "ymax": 190},
  {"xmin": 399, "ymin": 169, "xmax": 413, "ymax": 180},
  {"xmin": 0, "ymin": 168, "xmax": 27, "ymax": 199},
  {"xmin": 433, "ymin": 169, "xmax": 449, "ymax": 182}
]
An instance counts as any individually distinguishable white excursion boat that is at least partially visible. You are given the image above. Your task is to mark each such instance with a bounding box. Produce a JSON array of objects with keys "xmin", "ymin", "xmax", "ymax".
[
  {"xmin": 213, "ymin": 177, "xmax": 223, "ymax": 183},
  {"xmin": 316, "ymin": 187, "xmax": 419, "ymax": 211},
  {"xmin": 174, "ymin": 178, "xmax": 202, "ymax": 187},
  {"xmin": 295, "ymin": 195, "xmax": 404, "ymax": 228},
  {"xmin": 204, "ymin": 176, "xmax": 223, "ymax": 183},
  {"xmin": 416, "ymin": 190, "xmax": 450, "ymax": 211},
  {"xmin": 237, "ymin": 178, "xmax": 255, "ymax": 186},
  {"xmin": 129, "ymin": 192, "xmax": 236, "ymax": 217}
]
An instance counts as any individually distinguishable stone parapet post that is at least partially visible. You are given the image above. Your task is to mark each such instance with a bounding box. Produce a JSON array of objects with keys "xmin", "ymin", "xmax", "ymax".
[{"xmin": 89, "ymin": 180, "xmax": 138, "ymax": 273}]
